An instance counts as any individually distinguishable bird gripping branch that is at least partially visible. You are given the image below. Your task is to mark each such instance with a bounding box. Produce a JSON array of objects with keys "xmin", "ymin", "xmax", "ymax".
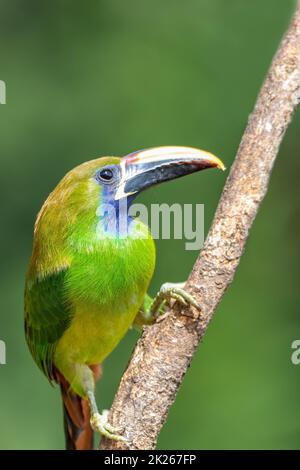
[{"xmin": 24, "ymin": 146, "xmax": 224, "ymax": 449}]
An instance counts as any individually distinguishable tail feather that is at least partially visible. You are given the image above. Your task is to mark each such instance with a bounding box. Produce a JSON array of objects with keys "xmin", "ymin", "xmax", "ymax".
[{"xmin": 56, "ymin": 370, "xmax": 93, "ymax": 450}]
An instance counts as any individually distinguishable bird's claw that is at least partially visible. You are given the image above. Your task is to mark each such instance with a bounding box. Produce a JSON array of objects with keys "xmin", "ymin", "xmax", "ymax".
[
  {"xmin": 90, "ymin": 410, "xmax": 128, "ymax": 442},
  {"xmin": 159, "ymin": 283, "xmax": 201, "ymax": 311}
]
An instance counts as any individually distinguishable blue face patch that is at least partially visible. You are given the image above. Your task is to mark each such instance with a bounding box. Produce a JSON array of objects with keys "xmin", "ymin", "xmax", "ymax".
[{"xmin": 95, "ymin": 164, "xmax": 135, "ymax": 237}]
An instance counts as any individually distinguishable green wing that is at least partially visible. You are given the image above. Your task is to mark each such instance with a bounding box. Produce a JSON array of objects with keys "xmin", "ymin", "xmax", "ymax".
[{"xmin": 24, "ymin": 269, "xmax": 73, "ymax": 382}]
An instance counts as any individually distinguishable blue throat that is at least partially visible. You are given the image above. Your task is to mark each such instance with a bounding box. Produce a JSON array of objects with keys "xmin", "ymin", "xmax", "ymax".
[{"xmin": 97, "ymin": 187, "xmax": 136, "ymax": 238}]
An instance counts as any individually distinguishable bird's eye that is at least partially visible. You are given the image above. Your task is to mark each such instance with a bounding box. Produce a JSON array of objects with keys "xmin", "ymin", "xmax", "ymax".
[{"xmin": 96, "ymin": 167, "xmax": 115, "ymax": 183}]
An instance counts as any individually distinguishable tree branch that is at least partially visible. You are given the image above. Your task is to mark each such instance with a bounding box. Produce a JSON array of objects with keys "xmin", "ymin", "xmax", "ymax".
[{"xmin": 101, "ymin": 2, "xmax": 300, "ymax": 450}]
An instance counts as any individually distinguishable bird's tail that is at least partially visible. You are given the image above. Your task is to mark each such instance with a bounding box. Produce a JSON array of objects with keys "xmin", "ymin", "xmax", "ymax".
[{"xmin": 55, "ymin": 365, "xmax": 102, "ymax": 450}]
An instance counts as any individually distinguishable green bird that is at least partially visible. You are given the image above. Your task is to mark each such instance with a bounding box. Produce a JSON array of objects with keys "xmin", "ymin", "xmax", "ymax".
[{"xmin": 24, "ymin": 146, "xmax": 224, "ymax": 450}]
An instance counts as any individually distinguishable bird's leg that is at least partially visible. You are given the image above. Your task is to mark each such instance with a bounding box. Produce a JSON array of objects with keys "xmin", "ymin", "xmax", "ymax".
[
  {"xmin": 78, "ymin": 365, "xmax": 127, "ymax": 442},
  {"xmin": 149, "ymin": 282, "xmax": 201, "ymax": 318},
  {"xmin": 86, "ymin": 391, "xmax": 126, "ymax": 442}
]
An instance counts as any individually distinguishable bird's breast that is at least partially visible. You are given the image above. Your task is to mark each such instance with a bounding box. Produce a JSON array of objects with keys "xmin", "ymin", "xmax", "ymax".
[{"xmin": 55, "ymin": 225, "xmax": 155, "ymax": 365}]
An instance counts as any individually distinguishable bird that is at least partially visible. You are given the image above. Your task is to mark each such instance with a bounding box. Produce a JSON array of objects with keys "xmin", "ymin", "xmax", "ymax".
[{"xmin": 24, "ymin": 146, "xmax": 224, "ymax": 450}]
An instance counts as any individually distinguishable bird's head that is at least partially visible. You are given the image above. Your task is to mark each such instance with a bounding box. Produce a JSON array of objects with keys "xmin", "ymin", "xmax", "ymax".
[{"xmin": 42, "ymin": 146, "xmax": 224, "ymax": 240}]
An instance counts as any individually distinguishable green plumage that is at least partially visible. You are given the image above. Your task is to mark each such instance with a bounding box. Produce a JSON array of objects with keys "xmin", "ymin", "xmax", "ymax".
[
  {"xmin": 25, "ymin": 269, "xmax": 71, "ymax": 379},
  {"xmin": 24, "ymin": 157, "xmax": 155, "ymax": 394}
]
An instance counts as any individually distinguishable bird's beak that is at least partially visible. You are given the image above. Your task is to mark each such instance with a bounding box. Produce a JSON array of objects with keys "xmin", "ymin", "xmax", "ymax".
[{"xmin": 114, "ymin": 146, "xmax": 225, "ymax": 200}]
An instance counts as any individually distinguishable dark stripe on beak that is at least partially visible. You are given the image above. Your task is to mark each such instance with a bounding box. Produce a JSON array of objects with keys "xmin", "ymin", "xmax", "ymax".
[{"xmin": 115, "ymin": 146, "xmax": 225, "ymax": 200}]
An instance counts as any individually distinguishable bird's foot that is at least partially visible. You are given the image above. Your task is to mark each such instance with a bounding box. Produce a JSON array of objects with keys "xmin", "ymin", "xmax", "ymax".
[
  {"xmin": 90, "ymin": 409, "xmax": 127, "ymax": 442},
  {"xmin": 159, "ymin": 282, "xmax": 201, "ymax": 310},
  {"xmin": 150, "ymin": 282, "xmax": 201, "ymax": 319}
]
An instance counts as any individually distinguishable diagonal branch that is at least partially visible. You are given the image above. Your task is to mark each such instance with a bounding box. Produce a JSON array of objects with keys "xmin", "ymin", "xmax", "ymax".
[{"xmin": 101, "ymin": 2, "xmax": 300, "ymax": 450}]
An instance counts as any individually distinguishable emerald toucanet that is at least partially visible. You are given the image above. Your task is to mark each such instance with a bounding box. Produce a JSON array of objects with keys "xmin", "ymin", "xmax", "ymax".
[{"xmin": 24, "ymin": 146, "xmax": 224, "ymax": 449}]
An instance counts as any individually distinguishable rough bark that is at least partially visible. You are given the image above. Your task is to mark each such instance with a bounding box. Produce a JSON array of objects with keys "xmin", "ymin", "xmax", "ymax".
[{"xmin": 101, "ymin": 2, "xmax": 300, "ymax": 450}]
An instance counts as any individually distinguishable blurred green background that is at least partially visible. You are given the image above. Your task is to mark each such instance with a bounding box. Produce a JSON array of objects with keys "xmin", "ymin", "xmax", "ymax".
[{"xmin": 1, "ymin": 0, "xmax": 300, "ymax": 450}]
